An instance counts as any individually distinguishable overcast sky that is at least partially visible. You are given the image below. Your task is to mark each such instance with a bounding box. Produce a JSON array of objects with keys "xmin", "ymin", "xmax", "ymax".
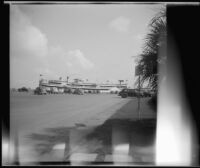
[{"xmin": 10, "ymin": 4, "xmax": 163, "ymax": 89}]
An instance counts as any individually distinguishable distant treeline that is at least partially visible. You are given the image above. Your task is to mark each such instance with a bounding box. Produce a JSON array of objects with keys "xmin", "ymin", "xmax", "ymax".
[{"xmin": 10, "ymin": 87, "xmax": 33, "ymax": 92}]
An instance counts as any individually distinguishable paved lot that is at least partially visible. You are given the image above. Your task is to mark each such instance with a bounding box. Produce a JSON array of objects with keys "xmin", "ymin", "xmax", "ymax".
[
  {"xmin": 10, "ymin": 93, "xmax": 130, "ymax": 132},
  {"xmin": 9, "ymin": 92, "xmax": 156, "ymax": 165}
]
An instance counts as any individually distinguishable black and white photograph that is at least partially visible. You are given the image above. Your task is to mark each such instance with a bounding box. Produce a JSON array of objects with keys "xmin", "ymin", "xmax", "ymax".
[{"xmin": 3, "ymin": 1, "xmax": 200, "ymax": 166}]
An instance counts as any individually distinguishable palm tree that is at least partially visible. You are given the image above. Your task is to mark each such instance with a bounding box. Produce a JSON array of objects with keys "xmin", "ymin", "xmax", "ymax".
[{"xmin": 136, "ymin": 8, "xmax": 166, "ymax": 90}]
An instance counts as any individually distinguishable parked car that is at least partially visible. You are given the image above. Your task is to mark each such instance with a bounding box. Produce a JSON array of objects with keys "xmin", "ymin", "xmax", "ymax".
[
  {"xmin": 34, "ymin": 87, "xmax": 47, "ymax": 95},
  {"xmin": 64, "ymin": 88, "xmax": 73, "ymax": 94},
  {"xmin": 118, "ymin": 89, "xmax": 147, "ymax": 98},
  {"xmin": 34, "ymin": 87, "xmax": 40, "ymax": 94},
  {"xmin": 118, "ymin": 89, "xmax": 136, "ymax": 98},
  {"xmin": 73, "ymin": 88, "xmax": 84, "ymax": 95},
  {"xmin": 52, "ymin": 87, "xmax": 59, "ymax": 94},
  {"xmin": 149, "ymin": 90, "xmax": 156, "ymax": 97},
  {"xmin": 144, "ymin": 90, "xmax": 155, "ymax": 97},
  {"xmin": 142, "ymin": 91, "xmax": 150, "ymax": 97},
  {"xmin": 41, "ymin": 89, "xmax": 47, "ymax": 95},
  {"xmin": 84, "ymin": 90, "xmax": 88, "ymax": 94}
]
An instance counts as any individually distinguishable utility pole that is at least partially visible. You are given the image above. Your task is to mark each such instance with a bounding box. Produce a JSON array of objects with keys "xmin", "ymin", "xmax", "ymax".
[
  {"xmin": 138, "ymin": 75, "xmax": 141, "ymax": 120},
  {"xmin": 39, "ymin": 74, "xmax": 43, "ymax": 89},
  {"xmin": 135, "ymin": 65, "xmax": 141, "ymax": 121},
  {"xmin": 133, "ymin": 55, "xmax": 142, "ymax": 121},
  {"xmin": 119, "ymin": 80, "xmax": 124, "ymax": 88}
]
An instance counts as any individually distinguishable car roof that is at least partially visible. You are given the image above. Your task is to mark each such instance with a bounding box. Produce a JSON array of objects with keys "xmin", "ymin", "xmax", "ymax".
[{"xmin": 122, "ymin": 88, "xmax": 135, "ymax": 91}]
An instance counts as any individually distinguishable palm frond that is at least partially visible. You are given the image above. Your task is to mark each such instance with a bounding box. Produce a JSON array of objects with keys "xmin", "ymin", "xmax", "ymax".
[{"xmin": 134, "ymin": 8, "xmax": 166, "ymax": 90}]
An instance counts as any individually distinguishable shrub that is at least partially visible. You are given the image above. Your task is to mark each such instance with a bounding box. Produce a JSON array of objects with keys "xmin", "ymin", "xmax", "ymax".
[{"xmin": 18, "ymin": 87, "xmax": 28, "ymax": 92}]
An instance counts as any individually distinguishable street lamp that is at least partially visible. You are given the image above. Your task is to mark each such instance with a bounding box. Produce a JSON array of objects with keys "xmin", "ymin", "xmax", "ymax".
[
  {"xmin": 66, "ymin": 76, "xmax": 69, "ymax": 84},
  {"xmin": 67, "ymin": 73, "xmax": 80, "ymax": 84},
  {"xmin": 132, "ymin": 55, "xmax": 143, "ymax": 120},
  {"xmin": 118, "ymin": 80, "xmax": 124, "ymax": 85},
  {"xmin": 39, "ymin": 74, "xmax": 43, "ymax": 88},
  {"xmin": 118, "ymin": 80, "xmax": 124, "ymax": 89}
]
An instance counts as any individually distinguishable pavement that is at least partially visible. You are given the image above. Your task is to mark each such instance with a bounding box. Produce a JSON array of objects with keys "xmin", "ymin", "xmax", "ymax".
[{"xmin": 9, "ymin": 93, "xmax": 156, "ymax": 165}]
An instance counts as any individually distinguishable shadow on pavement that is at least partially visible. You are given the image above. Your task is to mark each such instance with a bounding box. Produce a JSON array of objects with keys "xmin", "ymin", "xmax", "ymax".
[
  {"xmin": 26, "ymin": 98, "xmax": 156, "ymax": 165},
  {"xmin": 27, "ymin": 127, "xmax": 72, "ymax": 156}
]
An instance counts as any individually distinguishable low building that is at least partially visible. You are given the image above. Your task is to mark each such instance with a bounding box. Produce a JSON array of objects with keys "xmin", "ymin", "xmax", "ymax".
[{"xmin": 39, "ymin": 78, "xmax": 128, "ymax": 94}]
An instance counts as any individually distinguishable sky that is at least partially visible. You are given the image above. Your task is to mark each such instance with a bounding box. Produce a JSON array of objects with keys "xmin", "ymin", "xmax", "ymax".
[{"xmin": 10, "ymin": 3, "xmax": 163, "ymax": 89}]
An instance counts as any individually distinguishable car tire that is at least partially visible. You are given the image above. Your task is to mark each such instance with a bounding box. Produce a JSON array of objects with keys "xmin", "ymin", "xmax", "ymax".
[{"xmin": 121, "ymin": 94, "xmax": 128, "ymax": 98}]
